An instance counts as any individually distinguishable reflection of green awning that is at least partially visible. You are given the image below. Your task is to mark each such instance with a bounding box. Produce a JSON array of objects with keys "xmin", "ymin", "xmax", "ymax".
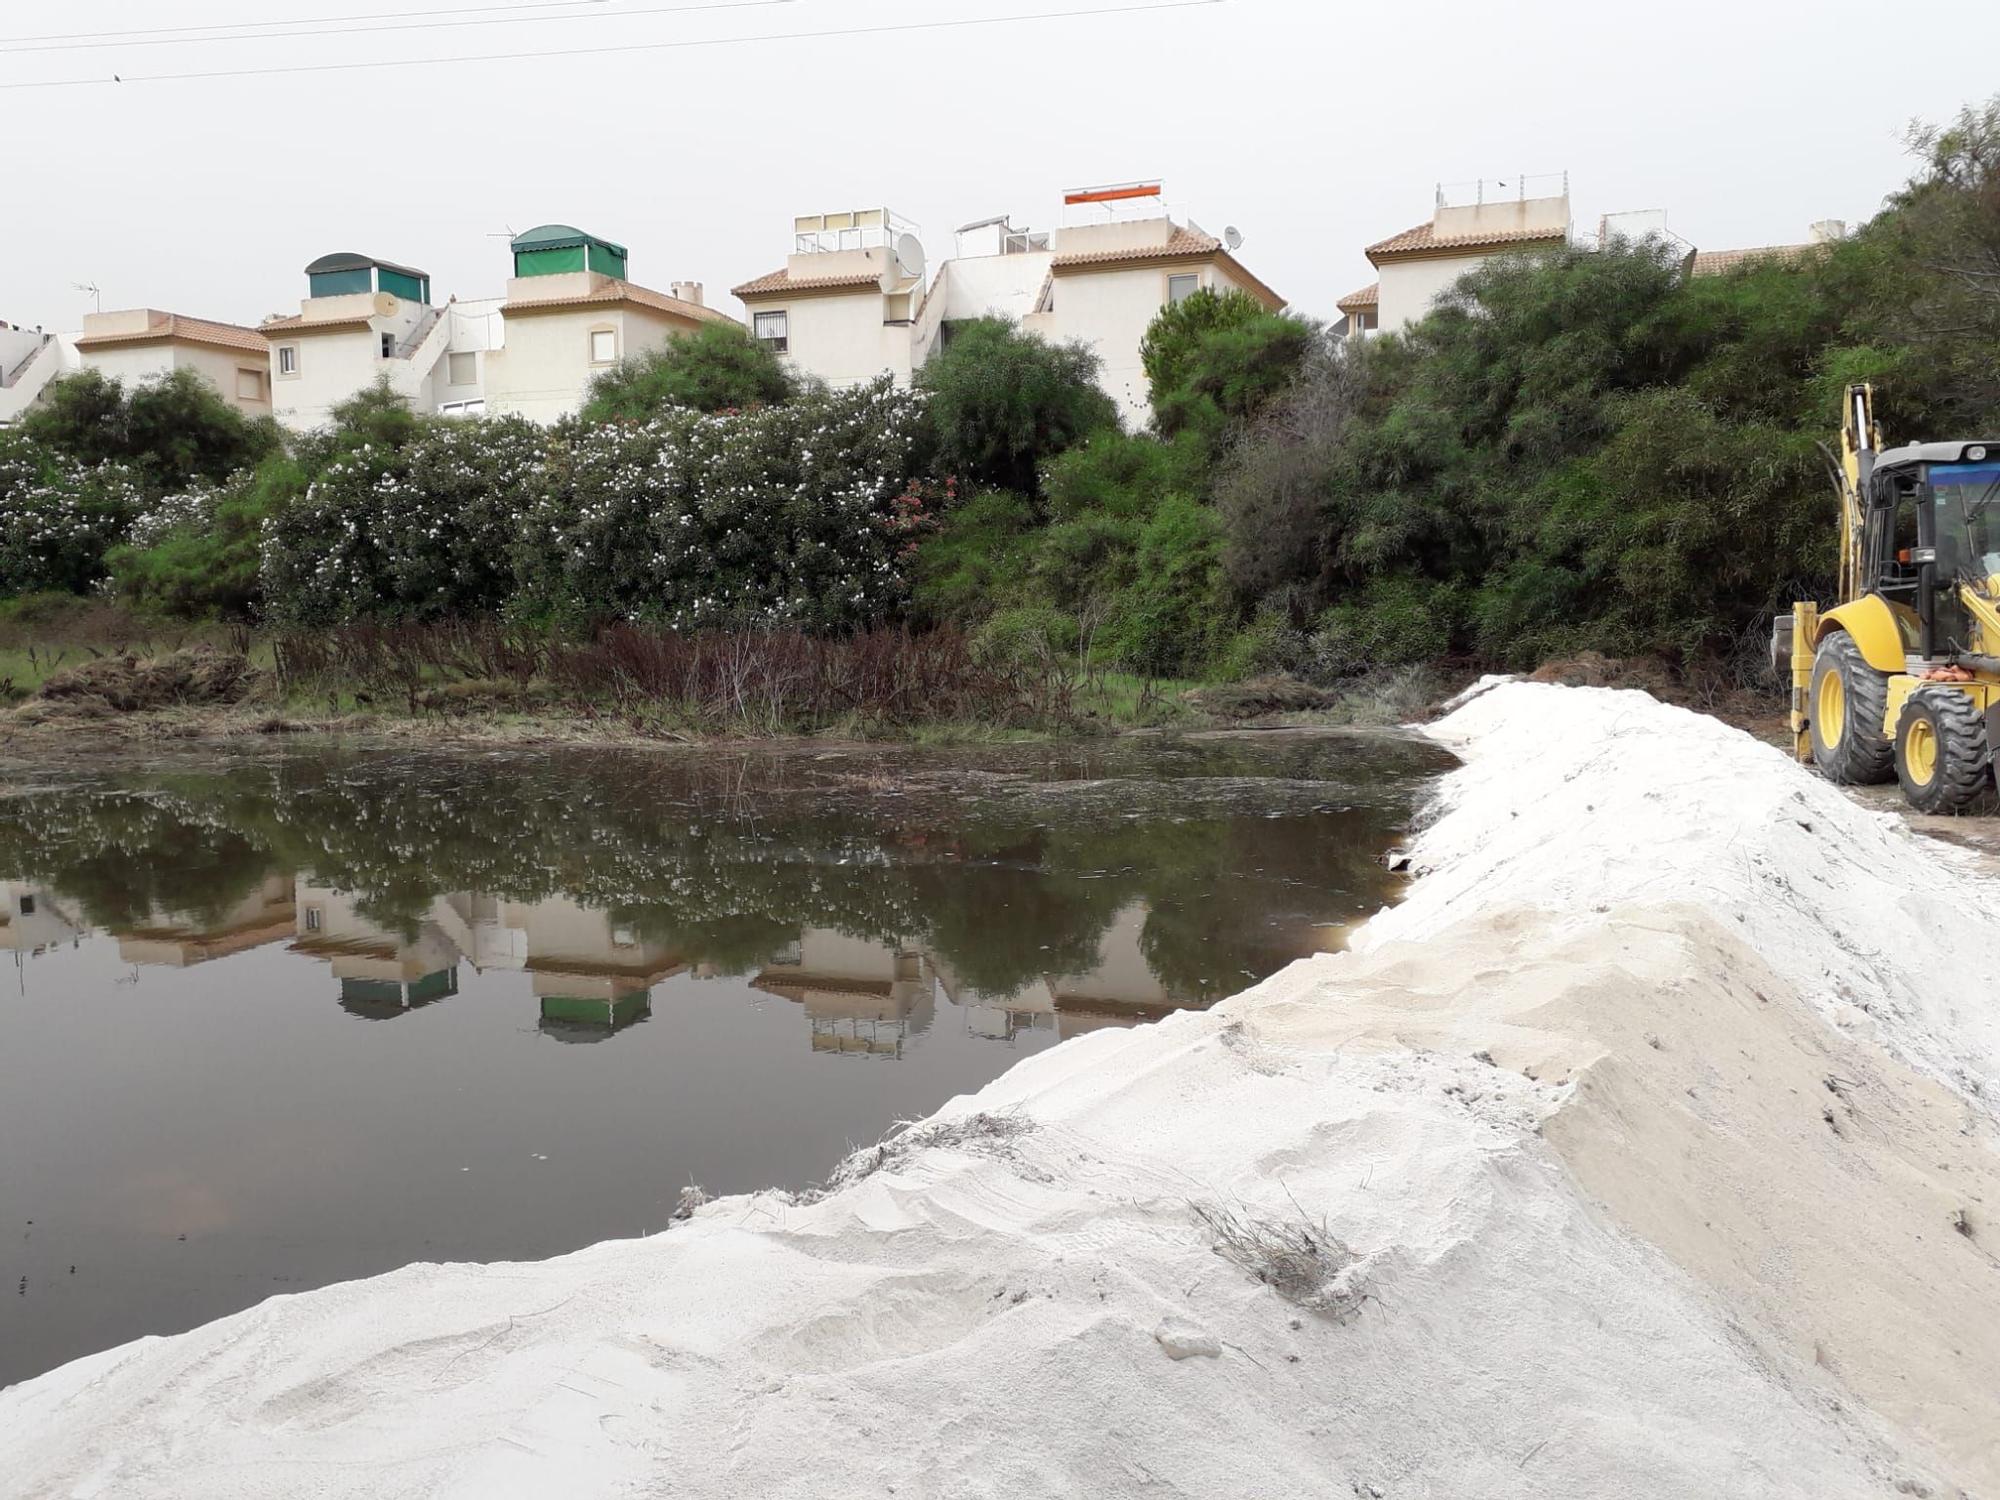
[
  {"xmin": 539, "ymin": 990, "xmax": 650, "ymax": 1037},
  {"xmin": 341, "ymin": 977, "xmax": 403, "ymax": 1008},
  {"xmin": 338, "ymin": 967, "xmax": 457, "ymax": 1019},
  {"xmin": 408, "ymin": 967, "xmax": 457, "ymax": 1004}
]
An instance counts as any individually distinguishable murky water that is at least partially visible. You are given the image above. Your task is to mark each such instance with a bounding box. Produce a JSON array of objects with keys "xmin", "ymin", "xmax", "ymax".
[{"xmin": 0, "ymin": 730, "xmax": 1450, "ymax": 1389}]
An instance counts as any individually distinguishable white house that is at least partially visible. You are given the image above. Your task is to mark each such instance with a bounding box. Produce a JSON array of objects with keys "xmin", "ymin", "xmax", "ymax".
[
  {"xmin": 1339, "ymin": 179, "xmax": 1572, "ymax": 337},
  {"xmin": 256, "ymin": 229, "xmax": 732, "ymax": 429},
  {"xmin": 0, "ymin": 321, "xmax": 78, "ymax": 425},
  {"xmin": 998, "ymin": 193, "xmax": 1285, "ymax": 422},
  {"xmin": 730, "ymin": 208, "xmax": 939, "ymax": 393},
  {"xmin": 733, "ymin": 186, "xmax": 1285, "ymax": 427},
  {"xmin": 259, "ymin": 252, "xmax": 469, "ymax": 430},
  {"xmin": 485, "ymin": 224, "xmax": 734, "ymax": 424},
  {"xmin": 70, "ymin": 308, "xmax": 274, "ymax": 416}
]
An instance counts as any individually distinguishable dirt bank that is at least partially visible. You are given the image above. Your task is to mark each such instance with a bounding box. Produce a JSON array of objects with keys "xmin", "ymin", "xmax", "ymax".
[{"xmin": 2, "ymin": 684, "xmax": 1994, "ymax": 1498}]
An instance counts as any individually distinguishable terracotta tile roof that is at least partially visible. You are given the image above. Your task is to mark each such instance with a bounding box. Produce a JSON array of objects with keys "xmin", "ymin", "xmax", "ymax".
[
  {"xmin": 258, "ymin": 314, "xmax": 373, "ymax": 335},
  {"xmin": 1046, "ymin": 226, "xmax": 1285, "ymax": 310},
  {"xmin": 1689, "ymin": 243, "xmax": 1819, "ymax": 276},
  {"xmin": 75, "ymin": 313, "xmax": 269, "ymax": 356},
  {"xmin": 1049, "ymin": 224, "xmax": 1220, "ymax": 268},
  {"xmin": 1336, "ymin": 282, "xmax": 1379, "ymax": 311},
  {"xmin": 1364, "ymin": 220, "xmax": 1569, "ymax": 262},
  {"xmin": 730, "ymin": 267, "xmax": 886, "ymax": 298},
  {"xmin": 502, "ymin": 278, "xmax": 737, "ymax": 325}
]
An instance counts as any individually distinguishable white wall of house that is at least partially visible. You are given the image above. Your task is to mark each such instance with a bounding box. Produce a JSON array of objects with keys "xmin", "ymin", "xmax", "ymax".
[
  {"xmin": 267, "ymin": 292, "xmax": 431, "ymax": 430},
  {"xmin": 756, "ymin": 290, "xmax": 916, "ymax": 391},
  {"xmin": 427, "ymin": 298, "xmax": 504, "ymax": 414},
  {"xmin": 1043, "ymin": 257, "xmax": 1258, "ymax": 425},
  {"xmin": 484, "ymin": 295, "xmax": 696, "ymax": 423},
  {"xmin": 1375, "ymin": 251, "xmax": 1514, "ymax": 329},
  {"xmin": 269, "ymin": 326, "xmax": 388, "ymax": 429},
  {"xmin": 78, "ymin": 337, "xmax": 272, "ymax": 417},
  {"xmin": 936, "ymin": 250, "xmax": 1051, "ymax": 323}
]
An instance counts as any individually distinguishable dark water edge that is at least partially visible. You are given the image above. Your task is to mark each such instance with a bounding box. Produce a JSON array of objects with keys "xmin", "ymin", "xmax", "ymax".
[{"xmin": 0, "ymin": 729, "xmax": 1452, "ymax": 1389}]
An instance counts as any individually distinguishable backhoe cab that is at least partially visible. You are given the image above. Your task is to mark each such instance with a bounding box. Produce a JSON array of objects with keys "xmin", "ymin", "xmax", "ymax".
[{"xmin": 1777, "ymin": 384, "xmax": 2000, "ymax": 812}]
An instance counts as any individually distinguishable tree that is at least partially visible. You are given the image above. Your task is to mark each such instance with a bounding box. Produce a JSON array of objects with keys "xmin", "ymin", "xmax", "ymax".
[
  {"xmin": 1140, "ymin": 288, "xmax": 1267, "ymax": 406},
  {"xmin": 917, "ymin": 318, "xmax": 1118, "ymax": 497},
  {"xmin": 579, "ymin": 322, "xmax": 795, "ymax": 423},
  {"xmin": 1150, "ymin": 307, "xmax": 1317, "ymax": 449},
  {"xmin": 23, "ymin": 368, "xmax": 281, "ymax": 494}
]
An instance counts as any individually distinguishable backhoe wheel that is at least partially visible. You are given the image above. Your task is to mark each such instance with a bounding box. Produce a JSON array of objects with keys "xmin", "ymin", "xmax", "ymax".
[
  {"xmin": 1808, "ymin": 632, "xmax": 1894, "ymax": 785},
  {"xmin": 1895, "ymin": 687, "xmax": 1992, "ymax": 814}
]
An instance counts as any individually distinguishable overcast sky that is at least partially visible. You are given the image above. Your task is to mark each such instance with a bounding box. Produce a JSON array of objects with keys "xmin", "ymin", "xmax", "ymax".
[{"xmin": 5, "ymin": 0, "xmax": 1996, "ymax": 333}]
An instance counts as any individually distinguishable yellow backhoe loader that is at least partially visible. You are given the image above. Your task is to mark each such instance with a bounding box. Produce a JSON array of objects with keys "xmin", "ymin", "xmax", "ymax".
[{"xmin": 1776, "ymin": 385, "xmax": 2000, "ymax": 811}]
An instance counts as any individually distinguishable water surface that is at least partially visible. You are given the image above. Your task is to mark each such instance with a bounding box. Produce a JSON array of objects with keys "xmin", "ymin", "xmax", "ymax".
[{"xmin": 0, "ymin": 731, "xmax": 1450, "ymax": 1388}]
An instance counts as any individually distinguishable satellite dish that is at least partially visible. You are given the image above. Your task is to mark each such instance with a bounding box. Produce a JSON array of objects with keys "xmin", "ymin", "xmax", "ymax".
[
  {"xmin": 1223, "ymin": 225, "xmax": 1244, "ymax": 251},
  {"xmin": 894, "ymin": 233, "xmax": 926, "ymax": 281}
]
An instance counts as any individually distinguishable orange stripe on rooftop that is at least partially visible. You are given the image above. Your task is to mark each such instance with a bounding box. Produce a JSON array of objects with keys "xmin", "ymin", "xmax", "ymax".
[{"xmin": 1063, "ymin": 183, "xmax": 1163, "ymax": 206}]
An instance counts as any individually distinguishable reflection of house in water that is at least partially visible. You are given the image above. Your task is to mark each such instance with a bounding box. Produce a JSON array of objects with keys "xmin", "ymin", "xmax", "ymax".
[
  {"xmin": 0, "ymin": 882, "xmax": 84, "ymax": 958},
  {"xmin": 111, "ymin": 874, "xmax": 296, "ymax": 967},
  {"xmin": 751, "ymin": 929, "xmax": 935, "ymax": 1058},
  {"xmin": 291, "ymin": 886, "xmax": 463, "ymax": 1020},
  {"xmin": 290, "ymin": 885, "xmax": 678, "ymax": 1037},
  {"xmin": 450, "ymin": 894, "xmax": 682, "ymax": 1043},
  {"xmin": 934, "ymin": 901, "xmax": 1188, "ymax": 1043}
]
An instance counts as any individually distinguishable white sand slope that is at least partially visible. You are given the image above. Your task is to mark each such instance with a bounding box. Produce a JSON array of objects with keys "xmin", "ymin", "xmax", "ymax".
[{"xmin": 4, "ymin": 684, "xmax": 1997, "ymax": 1499}]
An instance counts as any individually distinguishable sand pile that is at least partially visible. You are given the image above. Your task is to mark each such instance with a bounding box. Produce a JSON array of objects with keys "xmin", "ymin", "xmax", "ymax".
[{"xmin": 4, "ymin": 684, "xmax": 1995, "ymax": 1499}]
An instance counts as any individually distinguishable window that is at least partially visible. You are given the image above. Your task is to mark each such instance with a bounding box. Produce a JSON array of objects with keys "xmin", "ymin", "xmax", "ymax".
[
  {"xmin": 438, "ymin": 399, "xmax": 487, "ymax": 418},
  {"xmin": 304, "ymin": 906, "xmax": 322, "ymax": 932},
  {"xmin": 753, "ymin": 310, "xmax": 789, "ymax": 353},
  {"xmin": 589, "ymin": 328, "xmax": 617, "ymax": 364},
  {"xmin": 236, "ymin": 367, "xmax": 265, "ymax": 402},
  {"xmin": 446, "ymin": 351, "xmax": 476, "ymax": 386},
  {"xmin": 1166, "ymin": 273, "xmax": 1200, "ymax": 305},
  {"xmin": 277, "ymin": 345, "xmax": 298, "ymax": 376},
  {"xmin": 380, "ymin": 332, "xmax": 395, "ymax": 359},
  {"xmin": 18, "ymin": 895, "xmax": 33, "ymax": 916}
]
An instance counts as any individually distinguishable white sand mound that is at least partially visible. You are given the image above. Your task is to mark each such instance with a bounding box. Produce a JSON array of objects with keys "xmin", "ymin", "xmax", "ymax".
[{"xmin": 5, "ymin": 684, "xmax": 1997, "ymax": 1499}]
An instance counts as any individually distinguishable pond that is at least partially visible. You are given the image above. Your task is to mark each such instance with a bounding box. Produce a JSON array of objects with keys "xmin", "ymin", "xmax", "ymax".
[{"xmin": 0, "ymin": 730, "xmax": 1451, "ymax": 1389}]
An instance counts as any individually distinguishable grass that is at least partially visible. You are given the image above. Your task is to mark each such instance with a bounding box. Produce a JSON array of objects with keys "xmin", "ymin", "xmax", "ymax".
[
  {"xmin": 0, "ymin": 600, "xmax": 1458, "ymax": 744},
  {"xmin": 1191, "ymin": 1196, "xmax": 1372, "ymax": 1322}
]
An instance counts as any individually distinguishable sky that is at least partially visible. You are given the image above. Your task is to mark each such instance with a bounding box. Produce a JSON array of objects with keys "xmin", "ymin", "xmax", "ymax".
[{"xmin": 4, "ymin": 0, "xmax": 1997, "ymax": 334}]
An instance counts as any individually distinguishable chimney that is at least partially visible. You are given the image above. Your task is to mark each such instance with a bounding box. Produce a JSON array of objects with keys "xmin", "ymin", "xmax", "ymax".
[
  {"xmin": 670, "ymin": 281, "xmax": 704, "ymax": 307},
  {"xmin": 1808, "ymin": 219, "xmax": 1847, "ymax": 244}
]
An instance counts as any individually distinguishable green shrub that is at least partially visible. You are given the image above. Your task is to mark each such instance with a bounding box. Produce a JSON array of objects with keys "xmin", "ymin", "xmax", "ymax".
[
  {"xmin": 1139, "ymin": 289, "xmax": 1268, "ymax": 415},
  {"xmin": 22, "ymin": 368, "xmax": 281, "ymax": 494},
  {"xmin": 918, "ymin": 318, "xmax": 1118, "ymax": 495},
  {"xmin": 912, "ymin": 487, "xmax": 1036, "ymax": 626},
  {"xmin": 108, "ymin": 458, "xmax": 304, "ymax": 618},
  {"xmin": 521, "ymin": 377, "xmax": 934, "ymax": 630},
  {"xmin": 1100, "ymin": 494, "xmax": 1230, "ymax": 677},
  {"xmin": 579, "ymin": 322, "xmax": 795, "ymax": 422},
  {"xmin": 0, "ymin": 433, "xmax": 143, "ymax": 596},
  {"xmin": 971, "ymin": 602, "xmax": 1079, "ymax": 669},
  {"xmin": 1306, "ymin": 578, "xmax": 1461, "ymax": 679},
  {"xmin": 261, "ymin": 417, "xmax": 546, "ymax": 626}
]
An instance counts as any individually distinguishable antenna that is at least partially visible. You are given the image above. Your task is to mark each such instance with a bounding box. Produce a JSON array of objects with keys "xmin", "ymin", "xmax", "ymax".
[
  {"xmin": 1222, "ymin": 226, "xmax": 1242, "ymax": 251},
  {"xmin": 894, "ymin": 232, "xmax": 926, "ymax": 282},
  {"xmin": 73, "ymin": 281, "xmax": 101, "ymax": 311}
]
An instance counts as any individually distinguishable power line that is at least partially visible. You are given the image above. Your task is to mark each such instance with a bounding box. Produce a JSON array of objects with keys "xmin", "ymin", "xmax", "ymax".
[
  {"xmin": 4, "ymin": 0, "xmax": 798, "ymax": 56},
  {"xmin": 0, "ymin": 0, "xmax": 1221, "ymax": 88},
  {"xmin": 0, "ymin": 0, "xmax": 619, "ymax": 47}
]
